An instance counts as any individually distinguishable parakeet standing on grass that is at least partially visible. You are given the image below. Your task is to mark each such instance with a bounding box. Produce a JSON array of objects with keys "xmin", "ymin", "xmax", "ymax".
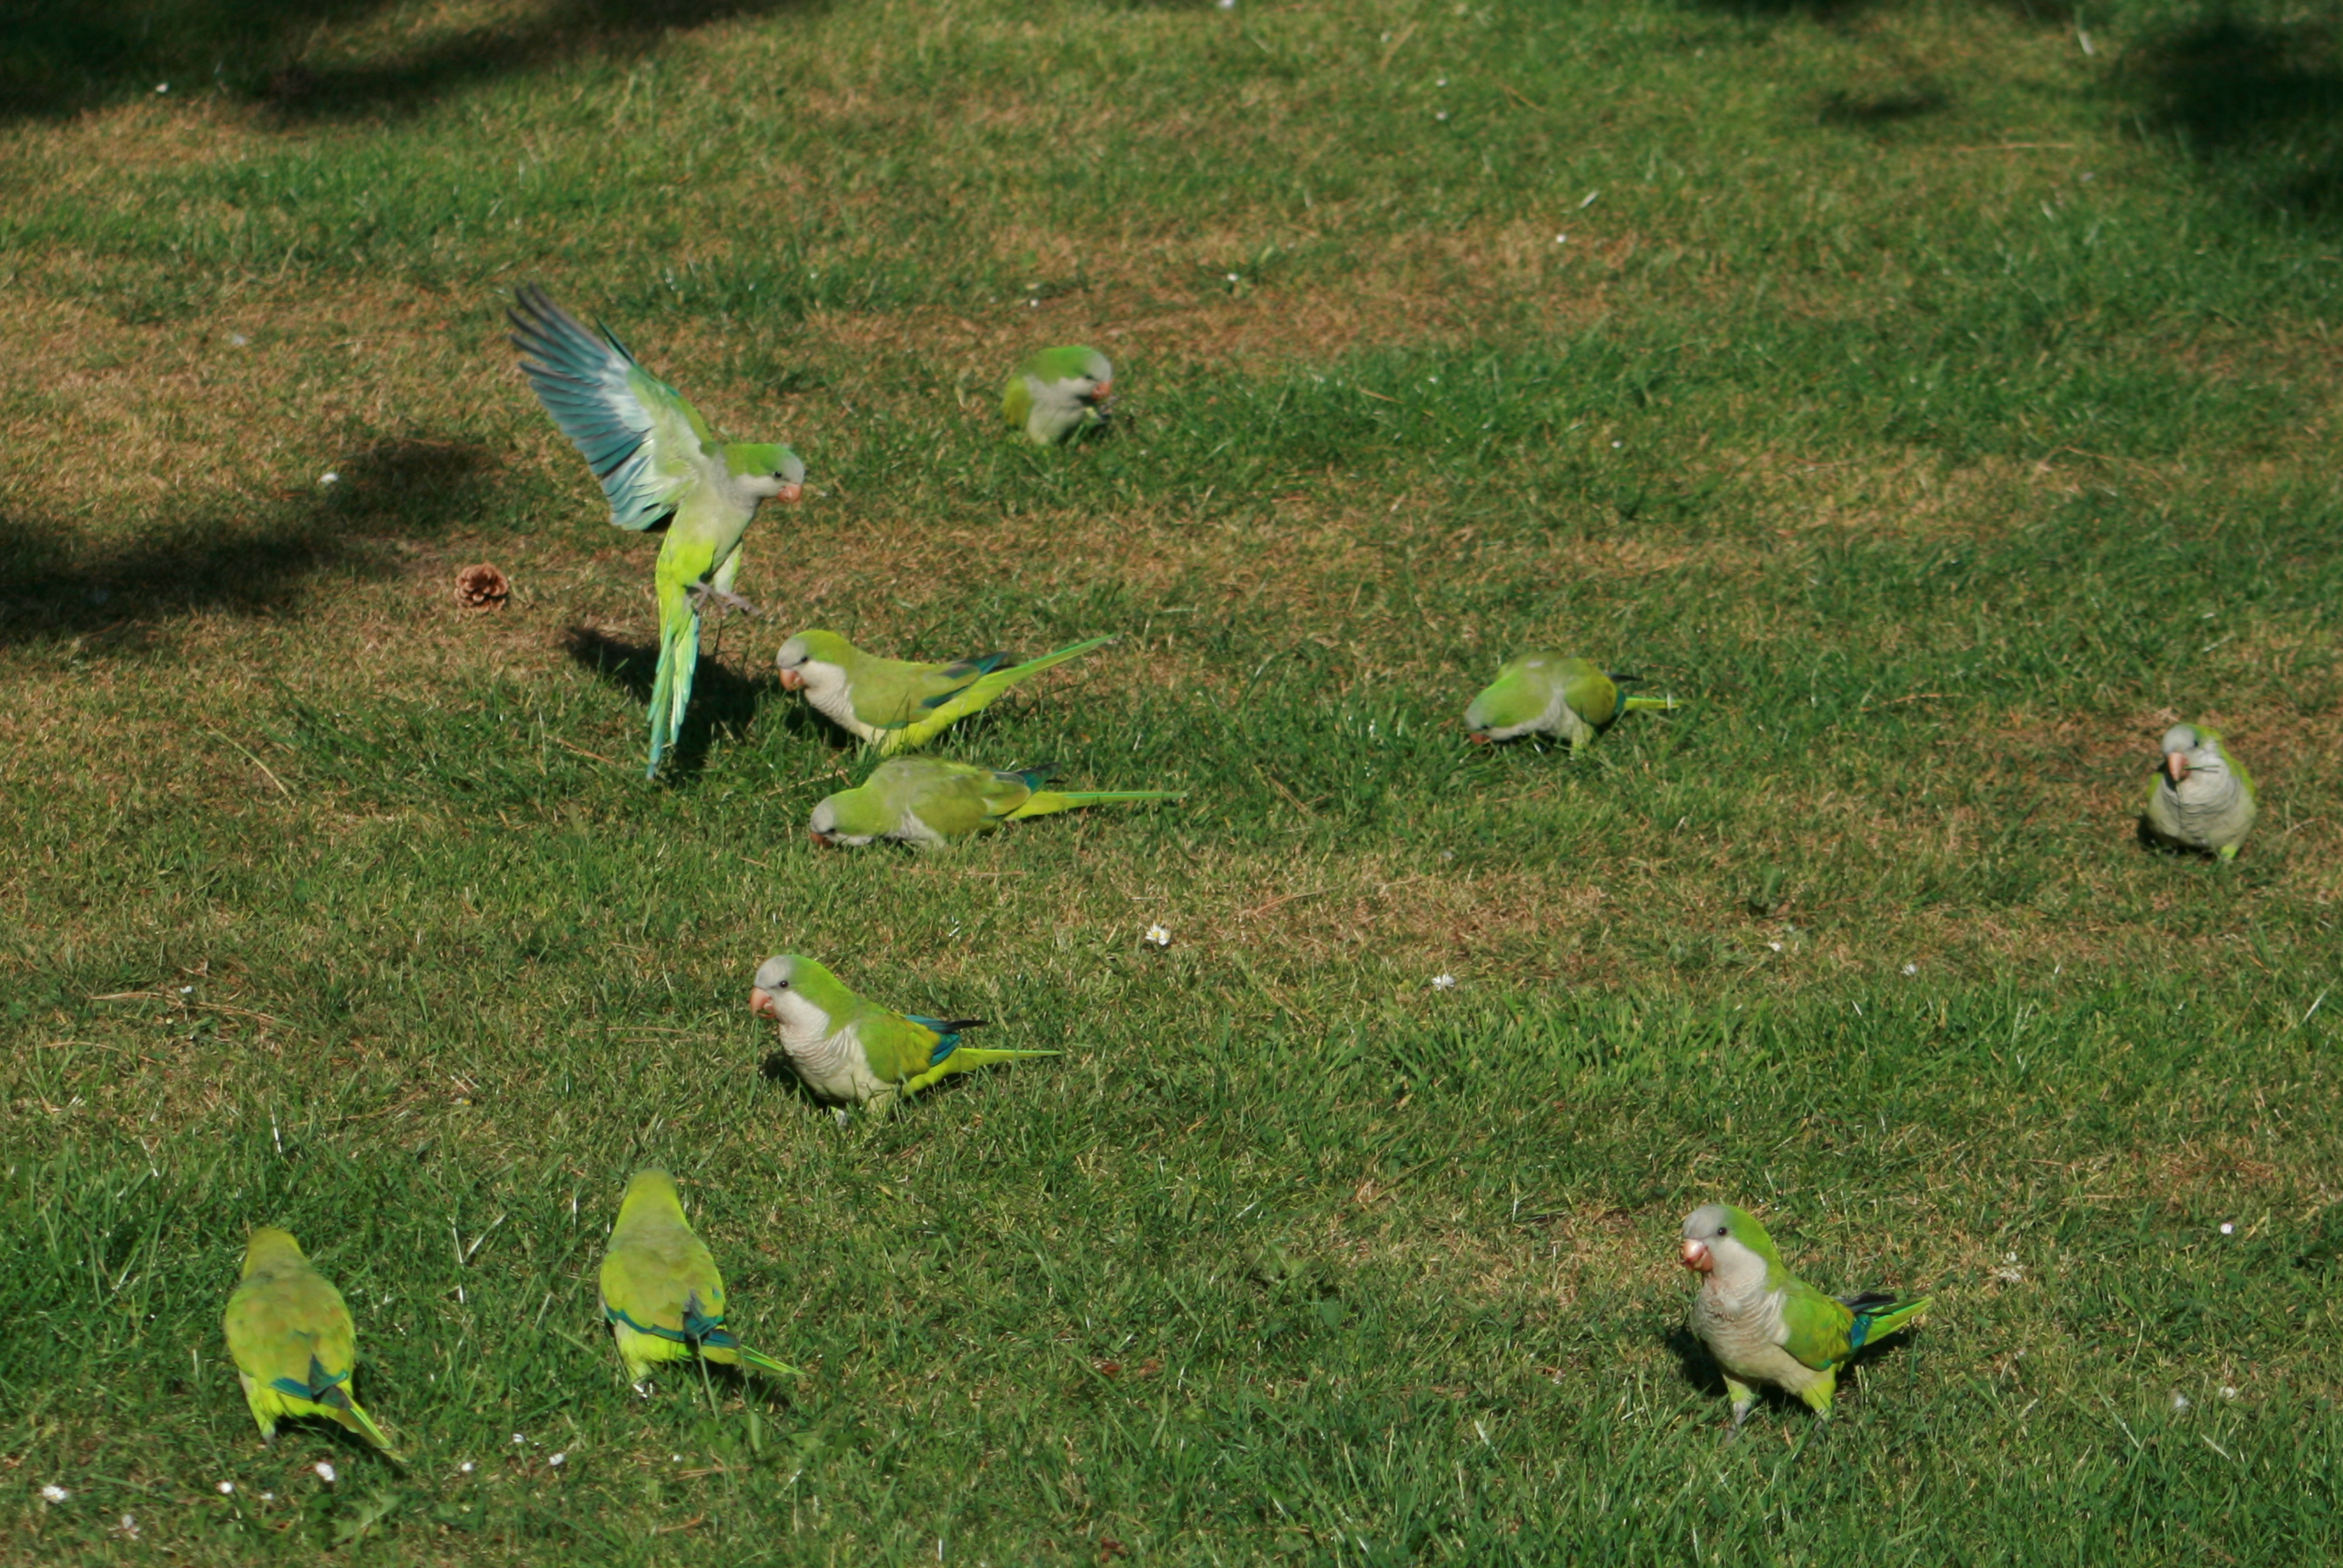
[
  {"xmin": 598, "ymin": 1170, "xmax": 801, "ymax": 1388},
  {"xmin": 750, "ymin": 954, "xmax": 1056, "ymax": 1114},
  {"xmin": 1002, "ymin": 346, "xmax": 1113, "ymax": 445},
  {"xmin": 775, "ymin": 631, "xmax": 1113, "ymax": 753},
  {"xmin": 1464, "ymin": 654, "xmax": 1678, "ymax": 748},
  {"xmin": 1678, "ymin": 1203, "xmax": 1932, "ymax": 1431},
  {"xmin": 808, "ymin": 758, "xmax": 1183, "ymax": 848},
  {"xmin": 2142, "ymin": 722, "xmax": 2258, "ymax": 860},
  {"xmin": 222, "ymin": 1228, "xmax": 402, "ymax": 1460},
  {"xmin": 509, "ymin": 285, "xmax": 804, "ymax": 776}
]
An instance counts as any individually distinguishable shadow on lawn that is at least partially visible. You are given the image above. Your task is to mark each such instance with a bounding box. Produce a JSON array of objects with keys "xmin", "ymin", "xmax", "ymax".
[
  {"xmin": 0, "ymin": 0, "xmax": 830, "ymax": 122},
  {"xmin": 563, "ymin": 622, "xmax": 811, "ymax": 779},
  {"xmin": 2122, "ymin": 13, "xmax": 2343, "ymax": 224},
  {"xmin": 0, "ymin": 439, "xmax": 494, "ymax": 650}
]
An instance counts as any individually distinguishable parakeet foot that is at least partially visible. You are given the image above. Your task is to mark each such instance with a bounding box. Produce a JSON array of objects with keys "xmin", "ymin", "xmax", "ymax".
[
  {"xmin": 687, "ymin": 584, "xmax": 763, "ymax": 619},
  {"xmin": 831, "ymin": 1107, "xmax": 853, "ymax": 1130}
]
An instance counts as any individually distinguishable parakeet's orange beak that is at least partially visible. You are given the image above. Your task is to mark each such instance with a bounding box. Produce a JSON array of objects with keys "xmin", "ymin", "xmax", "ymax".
[
  {"xmin": 1091, "ymin": 381, "xmax": 1112, "ymax": 403},
  {"xmin": 1467, "ymin": 731, "xmax": 1491, "ymax": 746},
  {"xmin": 2165, "ymin": 751, "xmax": 2188, "ymax": 785},
  {"xmin": 777, "ymin": 667, "xmax": 804, "ymax": 691},
  {"xmin": 808, "ymin": 828, "xmax": 833, "ymax": 847},
  {"xmin": 1680, "ymin": 1238, "xmax": 1713, "ymax": 1272},
  {"xmin": 750, "ymin": 986, "xmax": 781, "ymax": 1021},
  {"xmin": 779, "ymin": 483, "xmax": 804, "ymax": 504}
]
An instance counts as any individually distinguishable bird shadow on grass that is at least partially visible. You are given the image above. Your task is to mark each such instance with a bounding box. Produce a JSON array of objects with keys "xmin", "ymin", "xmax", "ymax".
[
  {"xmin": 561, "ymin": 623, "xmax": 788, "ymax": 780},
  {"xmin": 0, "ymin": 0, "xmax": 833, "ymax": 123},
  {"xmin": 0, "ymin": 439, "xmax": 495, "ymax": 651}
]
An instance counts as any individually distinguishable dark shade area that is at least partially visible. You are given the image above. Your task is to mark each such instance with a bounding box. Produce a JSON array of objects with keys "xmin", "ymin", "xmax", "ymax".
[
  {"xmin": 2124, "ymin": 14, "xmax": 2343, "ymax": 222},
  {"xmin": 561, "ymin": 622, "xmax": 793, "ymax": 778},
  {"xmin": 0, "ymin": 439, "xmax": 496, "ymax": 649},
  {"xmin": 0, "ymin": 0, "xmax": 826, "ymax": 122}
]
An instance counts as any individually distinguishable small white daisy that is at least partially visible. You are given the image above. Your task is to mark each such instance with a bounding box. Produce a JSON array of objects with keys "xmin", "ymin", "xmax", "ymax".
[
  {"xmin": 1431, "ymin": 974, "xmax": 1457, "ymax": 991},
  {"xmin": 459, "ymin": 1462, "xmax": 476, "ymax": 1475},
  {"xmin": 2221, "ymin": 1386, "xmax": 2239, "ymax": 1399},
  {"xmin": 2220, "ymin": 1223, "xmax": 2235, "ymax": 1235},
  {"xmin": 1435, "ymin": 111, "xmax": 1449, "ymax": 120},
  {"xmin": 1902, "ymin": 963, "xmax": 1919, "ymax": 976},
  {"xmin": 1225, "ymin": 272, "xmax": 1240, "ymax": 283},
  {"xmin": 1767, "ymin": 941, "xmax": 1784, "ymax": 953},
  {"xmin": 313, "ymin": 1462, "xmax": 336, "ymax": 1485},
  {"xmin": 1554, "ymin": 234, "xmax": 1568, "ymax": 244},
  {"xmin": 216, "ymin": 1481, "xmax": 236, "ymax": 1495},
  {"xmin": 117, "ymin": 1514, "xmax": 139, "ymax": 1538},
  {"xmin": 319, "ymin": 471, "xmax": 339, "ymax": 486},
  {"xmin": 39, "ymin": 1485, "xmax": 68, "ymax": 1505},
  {"xmin": 548, "ymin": 1452, "xmax": 567, "ymax": 1468},
  {"xmin": 1142, "ymin": 925, "xmax": 1171, "ymax": 949},
  {"xmin": 512, "ymin": 1432, "xmax": 527, "ymax": 1445},
  {"xmin": 2171, "ymin": 1393, "xmax": 2191, "ymax": 1412}
]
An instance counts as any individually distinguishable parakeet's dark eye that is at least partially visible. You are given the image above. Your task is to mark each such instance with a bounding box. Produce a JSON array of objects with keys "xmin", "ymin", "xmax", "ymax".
[
  {"xmin": 775, "ymin": 980, "xmax": 790, "ymax": 991},
  {"xmin": 1715, "ymin": 1225, "xmax": 1728, "ymax": 1237}
]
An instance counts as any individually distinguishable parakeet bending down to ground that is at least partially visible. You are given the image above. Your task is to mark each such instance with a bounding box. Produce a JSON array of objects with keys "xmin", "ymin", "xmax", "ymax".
[
  {"xmin": 599, "ymin": 1171, "xmax": 800, "ymax": 1389},
  {"xmin": 775, "ymin": 631, "xmax": 1113, "ymax": 753},
  {"xmin": 1464, "ymin": 654, "xmax": 1678, "ymax": 748},
  {"xmin": 222, "ymin": 1229, "xmax": 402, "ymax": 1460},
  {"xmin": 808, "ymin": 758, "xmax": 1183, "ymax": 848},
  {"xmin": 1002, "ymin": 346, "xmax": 1113, "ymax": 446},
  {"xmin": 1679, "ymin": 1203, "xmax": 1932, "ymax": 1432},
  {"xmin": 2142, "ymin": 722, "xmax": 2258, "ymax": 860},
  {"xmin": 750, "ymin": 954, "xmax": 1056, "ymax": 1115},
  {"xmin": 509, "ymin": 285, "xmax": 804, "ymax": 776}
]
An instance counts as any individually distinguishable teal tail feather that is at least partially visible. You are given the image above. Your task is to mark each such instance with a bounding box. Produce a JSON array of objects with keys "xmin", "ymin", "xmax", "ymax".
[
  {"xmin": 645, "ymin": 605, "xmax": 702, "ymax": 777},
  {"xmin": 1847, "ymin": 1293, "xmax": 1932, "ymax": 1350}
]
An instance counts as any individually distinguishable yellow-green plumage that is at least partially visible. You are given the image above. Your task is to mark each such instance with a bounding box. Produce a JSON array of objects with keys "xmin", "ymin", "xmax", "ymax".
[
  {"xmin": 599, "ymin": 1170, "xmax": 800, "ymax": 1386},
  {"xmin": 222, "ymin": 1228, "xmax": 401, "ymax": 1460},
  {"xmin": 1463, "ymin": 653, "xmax": 1678, "ymax": 748}
]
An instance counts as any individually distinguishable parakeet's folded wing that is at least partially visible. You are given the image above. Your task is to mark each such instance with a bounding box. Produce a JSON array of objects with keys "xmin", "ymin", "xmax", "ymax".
[
  {"xmin": 601, "ymin": 1236, "xmax": 723, "ymax": 1341},
  {"xmin": 1559, "ymin": 665, "xmax": 1622, "ymax": 730},
  {"xmin": 1774, "ymin": 1281, "xmax": 1859, "ymax": 1371},
  {"xmin": 227, "ymin": 1273, "xmax": 359, "ymax": 1393},
  {"xmin": 509, "ymin": 285, "xmax": 719, "ymax": 532}
]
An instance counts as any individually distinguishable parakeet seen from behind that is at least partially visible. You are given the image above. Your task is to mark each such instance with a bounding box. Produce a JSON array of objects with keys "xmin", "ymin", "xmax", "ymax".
[{"xmin": 222, "ymin": 1228, "xmax": 402, "ymax": 1460}]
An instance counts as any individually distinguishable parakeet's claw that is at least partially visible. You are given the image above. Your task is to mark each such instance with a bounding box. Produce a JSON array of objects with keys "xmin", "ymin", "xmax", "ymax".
[
  {"xmin": 687, "ymin": 583, "xmax": 762, "ymax": 620},
  {"xmin": 632, "ymin": 1380, "xmax": 653, "ymax": 1398},
  {"xmin": 832, "ymin": 1107, "xmax": 852, "ymax": 1130}
]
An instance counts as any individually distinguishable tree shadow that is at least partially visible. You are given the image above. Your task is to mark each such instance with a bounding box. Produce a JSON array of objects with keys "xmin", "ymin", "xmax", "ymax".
[
  {"xmin": 0, "ymin": 0, "xmax": 830, "ymax": 123},
  {"xmin": 561, "ymin": 622, "xmax": 789, "ymax": 780},
  {"xmin": 0, "ymin": 438, "xmax": 496, "ymax": 650},
  {"xmin": 2121, "ymin": 13, "xmax": 2343, "ymax": 223},
  {"xmin": 1816, "ymin": 84, "xmax": 1950, "ymax": 130}
]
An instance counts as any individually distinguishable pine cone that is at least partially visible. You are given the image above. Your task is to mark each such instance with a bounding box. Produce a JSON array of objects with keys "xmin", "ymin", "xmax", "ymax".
[{"xmin": 455, "ymin": 563, "xmax": 509, "ymax": 609}]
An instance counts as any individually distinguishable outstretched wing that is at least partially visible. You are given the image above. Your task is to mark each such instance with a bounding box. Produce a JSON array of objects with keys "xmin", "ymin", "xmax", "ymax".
[{"xmin": 509, "ymin": 285, "xmax": 719, "ymax": 531}]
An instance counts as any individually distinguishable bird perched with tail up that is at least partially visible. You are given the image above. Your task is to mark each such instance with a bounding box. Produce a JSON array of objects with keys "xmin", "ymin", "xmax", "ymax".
[
  {"xmin": 1002, "ymin": 346, "xmax": 1113, "ymax": 446},
  {"xmin": 808, "ymin": 758, "xmax": 1183, "ymax": 848},
  {"xmin": 2142, "ymin": 722, "xmax": 2258, "ymax": 860},
  {"xmin": 775, "ymin": 631, "xmax": 1112, "ymax": 753},
  {"xmin": 509, "ymin": 285, "xmax": 804, "ymax": 776},
  {"xmin": 599, "ymin": 1170, "xmax": 801, "ymax": 1389},
  {"xmin": 222, "ymin": 1228, "xmax": 402, "ymax": 1460},
  {"xmin": 1679, "ymin": 1203, "xmax": 1932, "ymax": 1433},
  {"xmin": 1464, "ymin": 654, "xmax": 1677, "ymax": 748},
  {"xmin": 751, "ymin": 954, "xmax": 1056, "ymax": 1117}
]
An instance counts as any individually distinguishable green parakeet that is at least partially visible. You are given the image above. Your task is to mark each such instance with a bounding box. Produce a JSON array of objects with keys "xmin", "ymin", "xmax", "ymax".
[
  {"xmin": 775, "ymin": 630, "xmax": 1113, "ymax": 752},
  {"xmin": 1679, "ymin": 1203, "xmax": 1932, "ymax": 1431},
  {"xmin": 1002, "ymin": 346, "xmax": 1113, "ymax": 445},
  {"xmin": 222, "ymin": 1228, "xmax": 402, "ymax": 1460},
  {"xmin": 1463, "ymin": 654, "xmax": 1677, "ymax": 748},
  {"xmin": 2143, "ymin": 722, "xmax": 2258, "ymax": 860},
  {"xmin": 808, "ymin": 758, "xmax": 1183, "ymax": 848},
  {"xmin": 509, "ymin": 285, "xmax": 804, "ymax": 777},
  {"xmin": 750, "ymin": 954, "xmax": 1056, "ymax": 1114},
  {"xmin": 599, "ymin": 1170, "xmax": 801, "ymax": 1389}
]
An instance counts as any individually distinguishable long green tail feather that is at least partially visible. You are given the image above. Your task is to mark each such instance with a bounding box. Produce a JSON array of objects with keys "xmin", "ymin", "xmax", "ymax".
[
  {"xmin": 1854, "ymin": 1294, "xmax": 1932, "ymax": 1347},
  {"xmin": 645, "ymin": 601, "xmax": 700, "ymax": 776},
  {"xmin": 1007, "ymin": 789, "xmax": 1186, "ymax": 821},
  {"xmin": 1621, "ymin": 694, "xmax": 1679, "ymax": 712},
  {"xmin": 903, "ymin": 1047, "xmax": 1061, "ymax": 1096},
  {"xmin": 334, "ymin": 1395, "xmax": 404, "ymax": 1462},
  {"xmin": 731, "ymin": 1343, "xmax": 804, "ymax": 1377}
]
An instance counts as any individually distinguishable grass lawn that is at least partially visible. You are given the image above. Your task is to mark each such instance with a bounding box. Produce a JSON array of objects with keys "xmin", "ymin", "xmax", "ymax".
[{"xmin": 4, "ymin": 0, "xmax": 2341, "ymax": 1560}]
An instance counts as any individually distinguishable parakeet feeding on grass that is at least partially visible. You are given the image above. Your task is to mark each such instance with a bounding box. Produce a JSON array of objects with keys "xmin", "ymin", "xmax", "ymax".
[
  {"xmin": 599, "ymin": 1170, "xmax": 801, "ymax": 1389},
  {"xmin": 509, "ymin": 285, "xmax": 804, "ymax": 776},
  {"xmin": 222, "ymin": 1229, "xmax": 402, "ymax": 1460},
  {"xmin": 1464, "ymin": 654, "xmax": 1677, "ymax": 748},
  {"xmin": 1002, "ymin": 346, "xmax": 1113, "ymax": 445},
  {"xmin": 750, "ymin": 954, "xmax": 1056, "ymax": 1114},
  {"xmin": 1678, "ymin": 1203, "xmax": 1932, "ymax": 1432},
  {"xmin": 808, "ymin": 758, "xmax": 1183, "ymax": 848},
  {"xmin": 775, "ymin": 630, "xmax": 1113, "ymax": 753},
  {"xmin": 2142, "ymin": 722, "xmax": 2258, "ymax": 860}
]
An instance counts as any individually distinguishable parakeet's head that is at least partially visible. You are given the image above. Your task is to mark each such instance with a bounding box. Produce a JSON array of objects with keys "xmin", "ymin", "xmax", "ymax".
[
  {"xmin": 750, "ymin": 954, "xmax": 844, "ymax": 1040},
  {"xmin": 1463, "ymin": 654, "xmax": 1559, "ymax": 743},
  {"xmin": 2157, "ymin": 723, "xmax": 2227, "ymax": 787},
  {"xmin": 239, "ymin": 1226, "xmax": 306, "ymax": 1276},
  {"xmin": 725, "ymin": 443, "xmax": 805, "ymax": 504},
  {"xmin": 615, "ymin": 1169, "xmax": 685, "ymax": 1228},
  {"xmin": 1679, "ymin": 1203, "xmax": 1778, "ymax": 1282},
  {"xmin": 775, "ymin": 630, "xmax": 856, "ymax": 692},
  {"xmin": 1024, "ymin": 345, "xmax": 1113, "ymax": 404},
  {"xmin": 807, "ymin": 783, "xmax": 890, "ymax": 847}
]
